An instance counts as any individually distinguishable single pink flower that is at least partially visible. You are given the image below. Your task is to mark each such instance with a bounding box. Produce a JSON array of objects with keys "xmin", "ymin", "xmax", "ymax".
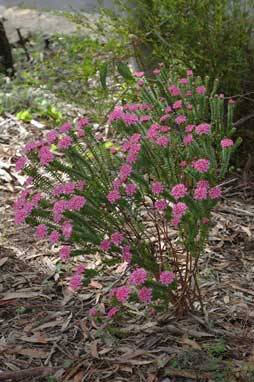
[
  {"xmin": 125, "ymin": 183, "xmax": 137, "ymax": 196},
  {"xmin": 77, "ymin": 117, "xmax": 89, "ymax": 128},
  {"xmin": 220, "ymin": 138, "xmax": 233, "ymax": 148},
  {"xmin": 186, "ymin": 70, "xmax": 193, "ymax": 76},
  {"xmin": 69, "ymin": 274, "xmax": 82, "ymax": 290},
  {"xmin": 202, "ymin": 217, "xmax": 209, "ymax": 224},
  {"xmin": 68, "ymin": 196, "xmax": 86, "ymax": 211},
  {"xmin": 62, "ymin": 221, "xmax": 72, "ymax": 238},
  {"xmin": 192, "ymin": 159, "xmax": 210, "ymax": 173},
  {"xmin": 179, "ymin": 78, "xmax": 189, "ymax": 85},
  {"xmin": 165, "ymin": 106, "xmax": 172, "ymax": 113},
  {"xmin": 15, "ymin": 157, "xmax": 26, "ymax": 172},
  {"xmin": 137, "ymin": 79, "xmax": 144, "ymax": 87},
  {"xmin": 154, "ymin": 199, "xmax": 168, "ymax": 211},
  {"xmin": 107, "ymin": 307, "xmax": 119, "ymax": 318},
  {"xmin": 175, "ymin": 115, "xmax": 187, "ymax": 125},
  {"xmin": 119, "ymin": 163, "xmax": 132, "ymax": 178},
  {"xmin": 168, "ymin": 85, "xmax": 182, "ymax": 96},
  {"xmin": 186, "ymin": 90, "xmax": 192, "ymax": 96},
  {"xmin": 153, "ymin": 69, "xmax": 160, "ymax": 75},
  {"xmin": 122, "ymin": 245, "xmax": 132, "ymax": 263},
  {"xmin": 194, "ymin": 186, "xmax": 207, "ymax": 200},
  {"xmin": 140, "ymin": 115, "xmax": 151, "ymax": 123},
  {"xmin": 100, "ymin": 239, "xmax": 111, "ymax": 251},
  {"xmin": 180, "ymin": 160, "xmax": 187, "ymax": 168},
  {"xmin": 57, "ymin": 136, "xmax": 72, "ymax": 149},
  {"xmin": 172, "ymin": 202, "xmax": 188, "ymax": 217},
  {"xmin": 185, "ymin": 124, "xmax": 195, "ymax": 133},
  {"xmin": 196, "ymin": 85, "xmax": 206, "ymax": 94},
  {"xmin": 138, "ymin": 287, "xmax": 152, "ymax": 303},
  {"xmin": 183, "ymin": 134, "xmax": 193, "ymax": 145},
  {"xmin": 173, "ymin": 100, "xmax": 182, "ymax": 110},
  {"xmin": 151, "ymin": 181, "xmax": 164, "ymax": 194},
  {"xmin": 49, "ymin": 230, "xmax": 59, "ymax": 244},
  {"xmin": 111, "ymin": 232, "xmax": 124, "ymax": 246},
  {"xmin": 89, "ymin": 307, "xmax": 97, "ymax": 317},
  {"xmin": 38, "ymin": 146, "xmax": 54, "ymax": 165},
  {"xmin": 133, "ymin": 71, "xmax": 144, "ymax": 78},
  {"xmin": 107, "ymin": 190, "xmax": 121, "ymax": 203},
  {"xmin": 59, "ymin": 122, "xmax": 72, "ymax": 133},
  {"xmin": 209, "ymin": 186, "xmax": 222, "ymax": 199},
  {"xmin": 156, "ymin": 136, "xmax": 169, "ymax": 147},
  {"xmin": 171, "ymin": 184, "xmax": 188, "ymax": 199},
  {"xmin": 60, "ymin": 245, "xmax": 71, "ymax": 261},
  {"xmin": 129, "ymin": 268, "xmax": 148, "ymax": 286},
  {"xmin": 46, "ymin": 130, "xmax": 59, "ymax": 144},
  {"xmin": 160, "ymin": 125, "xmax": 170, "ymax": 133},
  {"xmin": 35, "ymin": 224, "xmax": 48, "ymax": 239},
  {"xmin": 195, "ymin": 123, "xmax": 211, "ymax": 135},
  {"xmin": 115, "ymin": 286, "xmax": 130, "ymax": 303},
  {"xmin": 160, "ymin": 271, "xmax": 175, "ymax": 285}
]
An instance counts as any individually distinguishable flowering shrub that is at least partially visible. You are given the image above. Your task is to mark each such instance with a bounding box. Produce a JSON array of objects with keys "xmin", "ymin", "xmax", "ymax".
[{"xmin": 14, "ymin": 66, "xmax": 240, "ymax": 319}]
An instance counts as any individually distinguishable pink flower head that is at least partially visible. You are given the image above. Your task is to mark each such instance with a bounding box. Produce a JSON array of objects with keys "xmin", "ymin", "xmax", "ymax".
[
  {"xmin": 57, "ymin": 136, "xmax": 72, "ymax": 150},
  {"xmin": 160, "ymin": 125, "xmax": 170, "ymax": 133},
  {"xmin": 120, "ymin": 163, "xmax": 132, "ymax": 179},
  {"xmin": 194, "ymin": 186, "xmax": 207, "ymax": 200},
  {"xmin": 100, "ymin": 239, "xmax": 111, "ymax": 251},
  {"xmin": 49, "ymin": 230, "xmax": 59, "ymax": 244},
  {"xmin": 53, "ymin": 199, "xmax": 67, "ymax": 214},
  {"xmin": 209, "ymin": 186, "xmax": 222, "ymax": 199},
  {"xmin": 165, "ymin": 106, "xmax": 172, "ymax": 113},
  {"xmin": 185, "ymin": 124, "xmax": 195, "ymax": 133},
  {"xmin": 172, "ymin": 202, "xmax": 188, "ymax": 217},
  {"xmin": 154, "ymin": 199, "xmax": 168, "ymax": 211},
  {"xmin": 180, "ymin": 160, "xmax": 187, "ymax": 168},
  {"xmin": 171, "ymin": 184, "xmax": 188, "ymax": 199},
  {"xmin": 138, "ymin": 287, "xmax": 152, "ymax": 303},
  {"xmin": 179, "ymin": 78, "xmax": 189, "ymax": 85},
  {"xmin": 112, "ymin": 178, "xmax": 123, "ymax": 190},
  {"xmin": 149, "ymin": 308, "xmax": 156, "ymax": 316},
  {"xmin": 76, "ymin": 264, "xmax": 86, "ymax": 274},
  {"xmin": 168, "ymin": 85, "xmax": 182, "ymax": 96},
  {"xmin": 160, "ymin": 114, "xmax": 170, "ymax": 123},
  {"xmin": 187, "ymin": 70, "xmax": 193, "ymax": 76},
  {"xmin": 137, "ymin": 79, "xmax": 144, "ymax": 87},
  {"xmin": 125, "ymin": 183, "xmax": 137, "ymax": 196},
  {"xmin": 63, "ymin": 182, "xmax": 75, "ymax": 195},
  {"xmin": 53, "ymin": 213, "xmax": 62, "ymax": 223},
  {"xmin": 62, "ymin": 221, "xmax": 72, "ymax": 238},
  {"xmin": 15, "ymin": 157, "xmax": 26, "ymax": 172},
  {"xmin": 219, "ymin": 93, "xmax": 224, "ymax": 99},
  {"xmin": 59, "ymin": 122, "xmax": 72, "ymax": 133},
  {"xmin": 23, "ymin": 141, "xmax": 37, "ymax": 154},
  {"xmin": 77, "ymin": 117, "xmax": 89, "ymax": 128},
  {"xmin": 108, "ymin": 107, "xmax": 123, "ymax": 124},
  {"xmin": 89, "ymin": 307, "xmax": 97, "ymax": 317},
  {"xmin": 69, "ymin": 274, "xmax": 82, "ymax": 290},
  {"xmin": 220, "ymin": 138, "xmax": 233, "ymax": 148},
  {"xmin": 140, "ymin": 115, "xmax": 151, "ymax": 123},
  {"xmin": 175, "ymin": 115, "xmax": 187, "ymax": 125},
  {"xmin": 129, "ymin": 268, "xmax": 148, "ymax": 286},
  {"xmin": 107, "ymin": 189, "xmax": 121, "ymax": 203},
  {"xmin": 183, "ymin": 134, "xmax": 193, "ymax": 145},
  {"xmin": 187, "ymin": 104, "xmax": 193, "ymax": 110},
  {"xmin": 35, "ymin": 224, "xmax": 48, "ymax": 239},
  {"xmin": 151, "ymin": 181, "xmax": 164, "ymax": 194},
  {"xmin": 192, "ymin": 159, "xmax": 210, "ymax": 173},
  {"xmin": 107, "ymin": 307, "xmax": 119, "ymax": 318},
  {"xmin": 186, "ymin": 90, "xmax": 192, "ymax": 96},
  {"xmin": 195, "ymin": 123, "xmax": 211, "ymax": 135},
  {"xmin": 76, "ymin": 180, "xmax": 86, "ymax": 191},
  {"xmin": 202, "ymin": 217, "xmax": 209, "ymax": 224},
  {"xmin": 147, "ymin": 126, "xmax": 159, "ymax": 140},
  {"xmin": 196, "ymin": 85, "xmax": 206, "ymax": 94},
  {"xmin": 156, "ymin": 136, "xmax": 169, "ymax": 147},
  {"xmin": 38, "ymin": 146, "xmax": 54, "ymax": 165},
  {"xmin": 160, "ymin": 271, "xmax": 175, "ymax": 285},
  {"xmin": 122, "ymin": 245, "xmax": 132, "ymax": 263},
  {"xmin": 76, "ymin": 128, "xmax": 85, "ymax": 138},
  {"xmin": 60, "ymin": 245, "xmax": 71, "ymax": 261},
  {"xmin": 133, "ymin": 71, "xmax": 144, "ymax": 78},
  {"xmin": 46, "ymin": 130, "xmax": 59, "ymax": 144},
  {"xmin": 196, "ymin": 180, "xmax": 209, "ymax": 189},
  {"xmin": 25, "ymin": 176, "xmax": 33, "ymax": 186},
  {"xmin": 122, "ymin": 113, "xmax": 139, "ymax": 126},
  {"xmin": 111, "ymin": 231, "xmax": 124, "ymax": 246},
  {"xmin": 115, "ymin": 286, "xmax": 130, "ymax": 303},
  {"xmin": 171, "ymin": 215, "xmax": 181, "ymax": 227},
  {"xmin": 53, "ymin": 184, "xmax": 64, "ymax": 196},
  {"xmin": 130, "ymin": 133, "xmax": 141, "ymax": 143},
  {"xmin": 68, "ymin": 196, "xmax": 86, "ymax": 211},
  {"xmin": 153, "ymin": 68, "xmax": 160, "ymax": 75},
  {"xmin": 31, "ymin": 193, "xmax": 43, "ymax": 207},
  {"xmin": 228, "ymin": 99, "xmax": 235, "ymax": 105},
  {"xmin": 173, "ymin": 100, "xmax": 182, "ymax": 110}
]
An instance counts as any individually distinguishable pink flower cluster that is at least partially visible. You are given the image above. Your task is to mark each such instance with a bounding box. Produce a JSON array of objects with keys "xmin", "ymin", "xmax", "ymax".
[{"xmin": 171, "ymin": 184, "xmax": 188, "ymax": 199}]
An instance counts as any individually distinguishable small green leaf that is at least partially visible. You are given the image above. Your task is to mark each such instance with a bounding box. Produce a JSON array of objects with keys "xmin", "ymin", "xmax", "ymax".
[
  {"xmin": 99, "ymin": 62, "xmax": 108, "ymax": 89},
  {"xmin": 16, "ymin": 110, "xmax": 32, "ymax": 122},
  {"xmin": 117, "ymin": 63, "xmax": 133, "ymax": 81}
]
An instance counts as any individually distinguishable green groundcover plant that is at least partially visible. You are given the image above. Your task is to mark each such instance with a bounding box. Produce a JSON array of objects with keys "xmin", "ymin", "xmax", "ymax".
[{"xmin": 14, "ymin": 65, "xmax": 240, "ymax": 320}]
